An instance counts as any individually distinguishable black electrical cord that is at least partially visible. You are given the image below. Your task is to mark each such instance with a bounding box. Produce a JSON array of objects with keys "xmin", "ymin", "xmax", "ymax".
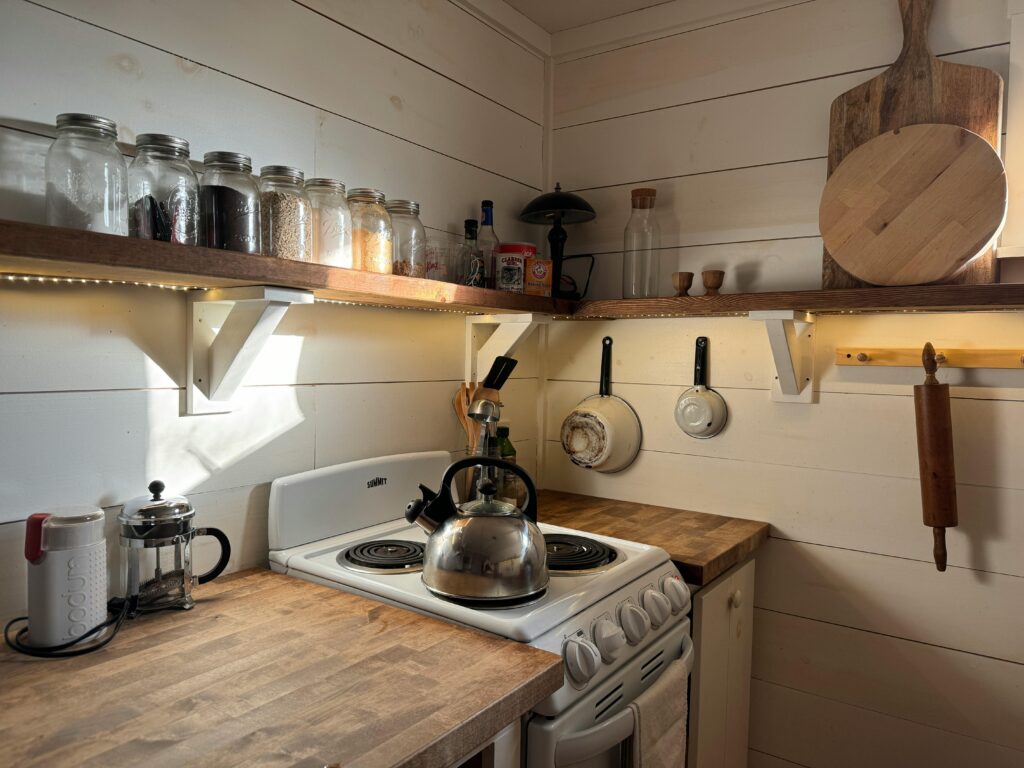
[{"xmin": 3, "ymin": 597, "xmax": 132, "ymax": 658}]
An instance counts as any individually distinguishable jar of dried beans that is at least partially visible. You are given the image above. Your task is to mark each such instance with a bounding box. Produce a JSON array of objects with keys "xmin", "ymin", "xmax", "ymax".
[
  {"xmin": 200, "ymin": 152, "xmax": 260, "ymax": 254},
  {"xmin": 305, "ymin": 178, "xmax": 353, "ymax": 268},
  {"xmin": 348, "ymin": 188, "xmax": 393, "ymax": 274},
  {"xmin": 129, "ymin": 134, "xmax": 199, "ymax": 245},
  {"xmin": 386, "ymin": 199, "xmax": 427, "ymax": 278},
  {"xmin": 259, "ymin": 166, "xmax": 312, "ymax": 261}
]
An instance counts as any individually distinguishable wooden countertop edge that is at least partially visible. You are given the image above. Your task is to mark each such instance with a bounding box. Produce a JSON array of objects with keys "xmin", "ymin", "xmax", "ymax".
[
  {"xmin": 538, "ymin": 490, "xmax": 771, "ymax": 586},
  {"xmin": 203, "ymin": 570, "xmax": 567, "ymax": 768}
]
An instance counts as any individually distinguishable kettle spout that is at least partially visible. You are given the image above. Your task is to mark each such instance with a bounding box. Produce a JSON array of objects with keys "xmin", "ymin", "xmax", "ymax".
[{"xmin": 405, "ymin": 483, "xmax": 447, "ymax": 533}]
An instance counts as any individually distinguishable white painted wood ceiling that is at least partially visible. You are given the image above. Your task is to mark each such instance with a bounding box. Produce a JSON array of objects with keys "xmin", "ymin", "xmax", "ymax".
[{"xmin": 502, "ymin": 0, "xmax": 671, "ymax": 33}]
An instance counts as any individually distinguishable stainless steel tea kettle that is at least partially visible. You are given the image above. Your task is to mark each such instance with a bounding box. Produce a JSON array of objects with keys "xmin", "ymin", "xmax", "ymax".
[{"xmin": 405, "ymin": 457, "xmax": 548, "ymax": 606}]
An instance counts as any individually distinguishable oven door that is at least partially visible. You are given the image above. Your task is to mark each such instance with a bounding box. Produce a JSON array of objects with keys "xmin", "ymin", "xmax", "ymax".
[{"xmin": 527, "ymin": 623, "xmax": 693, "ymax": 768}]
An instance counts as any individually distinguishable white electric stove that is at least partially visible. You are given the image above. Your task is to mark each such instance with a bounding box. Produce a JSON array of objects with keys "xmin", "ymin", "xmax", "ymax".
[{"xmin": 269, "ymin": 451, "xmax": 693, "ymax": 766}]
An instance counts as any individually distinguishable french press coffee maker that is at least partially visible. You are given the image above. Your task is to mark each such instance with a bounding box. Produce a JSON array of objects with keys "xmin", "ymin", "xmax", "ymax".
[{"xmin": 119, "ymin": 481, "xmax": 231, "ymax": 614}]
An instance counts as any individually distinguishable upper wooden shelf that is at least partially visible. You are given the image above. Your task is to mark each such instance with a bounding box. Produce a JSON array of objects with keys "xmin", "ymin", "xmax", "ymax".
[
  {"xmin": 574, "ymin": 282, "xmax": 1024, "ymax": 318},
  {"xmin": 4, "ymin": 220, "xmax": 1024, "ymax": 318},
  {"xmin": 0, "ymin": 219, "xmax": 575, "ymax": 315}
]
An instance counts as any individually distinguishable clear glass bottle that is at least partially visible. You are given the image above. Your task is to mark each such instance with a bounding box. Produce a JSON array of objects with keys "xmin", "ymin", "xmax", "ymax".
[
  {"xmin": 478, "ymin": 199, "xmax": 500, "ymax": 289},
  {"xmin": 386, "ymin": 199, "xmax": 428, "ymax": 278},
  {"xmin": 305, "ymin": 178, "xmax": 353, "ymax": 268},
  {"xmin": 259, "ymin": 165, "xmax": 312, "ymax": 262},
  {"xmin": 348, "ymin": 188, "xmax": 393, "ymax": 273},
  {"xmin": 622, "ymin": 187, "xmax": 660, "ymax": 299},
  {"xmin": 200, "ymin": 151, "xmax": 260, "ymax": 254},
  {"xmin": 128, "ymin": 133, "xmax": 199, "ymax": 245},
  {"xmin": 45, "ymin": 113, "xmax": 128, "ymax": 235},
  {"xmin": 457, "ymin": 219, "xmax": 485, "ymax": 287}
]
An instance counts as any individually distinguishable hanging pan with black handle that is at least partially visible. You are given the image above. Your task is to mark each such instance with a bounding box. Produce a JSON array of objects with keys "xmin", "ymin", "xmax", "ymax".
[
  {"xmin": 560, "ymin": 336, "xmax": 642, "ymax": 473},
  {"xmin": 675, "ymin": 336, "xmax": 728, "ymax": 439}
]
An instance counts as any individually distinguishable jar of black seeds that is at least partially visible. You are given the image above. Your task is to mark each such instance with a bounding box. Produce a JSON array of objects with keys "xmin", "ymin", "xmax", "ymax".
[
  {"xmin": 259, "ymin": 165, "xmax": 312, "ymax": 261},
  {"xmin": 129, "ymin": 133, "xmax": 199, "ymax": 245},
  {"xmin": 200, "ymin": 151, "xmax": 261, "ymax": 254}
]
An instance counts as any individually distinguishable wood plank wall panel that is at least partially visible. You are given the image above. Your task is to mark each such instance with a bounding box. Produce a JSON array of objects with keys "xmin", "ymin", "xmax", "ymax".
[
  {"xmin": 32, "ymin": 0, "xmax": 542, "ymax": 187},
  {"xmin": 551, "ymin": 0, "xmax": 1010, "ymax": 298},
  {"xmin": 0, "ymin": 0, "xmax": 548, "ymax": 618},
  {"xmin": 540, "ymin": 307, "xmax": 1024, "ymax": 762}
]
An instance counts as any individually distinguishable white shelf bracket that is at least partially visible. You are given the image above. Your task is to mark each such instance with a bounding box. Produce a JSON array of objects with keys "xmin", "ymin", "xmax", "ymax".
[
  {"xmin": 187, "ymin": 286, "xmax": 314, "ymax": 414},
  {"xmin": 749, "ymin": 310, "xmax": 816, "ymax": 403},
  {"xmin": 465, "ymin": 313, "xmax": 551, "ymax": 383}
]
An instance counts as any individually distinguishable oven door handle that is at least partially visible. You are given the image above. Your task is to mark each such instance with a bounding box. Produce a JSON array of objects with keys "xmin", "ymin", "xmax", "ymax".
[{"xmin": 552, "ymin": 637, "xmax": 695, "ymax": 767}]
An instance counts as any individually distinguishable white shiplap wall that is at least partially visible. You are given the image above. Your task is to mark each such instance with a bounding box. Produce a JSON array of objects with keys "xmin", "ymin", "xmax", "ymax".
[
  {"xmin": 547, "ymin": 2, "xmax": 1024, "ymax": 767},
  {"xmin": 0, "ymin": 0, "xmax": 547, "ymax": 617}
]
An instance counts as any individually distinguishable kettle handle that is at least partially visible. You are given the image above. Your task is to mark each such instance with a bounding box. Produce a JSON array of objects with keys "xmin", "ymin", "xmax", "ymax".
[
  {"xmin": 195, "ymin": 527, "xmax": 231, "ymax": 584},
  {"xmin": 440, "ymin": 457, "xmax": 538, "ymax": 522}
]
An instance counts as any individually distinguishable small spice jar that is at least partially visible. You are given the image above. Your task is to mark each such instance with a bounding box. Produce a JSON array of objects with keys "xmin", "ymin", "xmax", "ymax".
[
  {"xmin": 386, "ymin": 199, "xmax": 427, "ymax": 278},
  {"xmin": 129, "ymin": 134, "xmax": 199, "ymax": 245},
  {"xmin": 306, "ymin": 178, "xmax": 353, "ymax": 268},
  {"xmin": 200, "ymin": 152, "xmax": 260, "ymax": 254},
  {"xmin": 259, "ymin": 166, "xmax": 312, "ymax": 261},
  {"xmin": 45, "ymin": 113, "xmax": 128, "ymax": 235},
  {"xmin": 348, "ymin": 188, "xmax": 393, "ymax": 274}
]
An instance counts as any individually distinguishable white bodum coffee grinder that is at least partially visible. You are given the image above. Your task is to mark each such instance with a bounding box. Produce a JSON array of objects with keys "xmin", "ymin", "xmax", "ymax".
[{"xmin": 119, "ymin": 481, "xmax": 231, "ymax": 614}]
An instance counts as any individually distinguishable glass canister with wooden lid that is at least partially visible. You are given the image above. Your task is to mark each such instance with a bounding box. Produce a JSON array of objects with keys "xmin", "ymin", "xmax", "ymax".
[{"xmin": 347, "ymin": 188, "xmax": 393, "ymax": 274}]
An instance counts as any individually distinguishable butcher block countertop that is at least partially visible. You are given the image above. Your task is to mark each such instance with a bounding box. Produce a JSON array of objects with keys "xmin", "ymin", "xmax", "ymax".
[
  {"xmin": 0, "ymin": 569, "xmax": 563, "ymax": 768},
  {"xmin": 539, "ymin": 491, "xmax": 770, "ymax": 585}
]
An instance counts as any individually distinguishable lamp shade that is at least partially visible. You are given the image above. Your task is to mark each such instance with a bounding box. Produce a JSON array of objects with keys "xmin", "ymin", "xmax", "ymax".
[{"xmin": 519, "ymin": 183, "xmax": 595, "ymax": 225}]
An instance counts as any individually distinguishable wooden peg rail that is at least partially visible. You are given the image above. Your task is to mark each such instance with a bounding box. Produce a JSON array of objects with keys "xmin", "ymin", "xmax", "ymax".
[{"xmin": 836, "ymin": 348, "xmax": 1024, "ymax": 369}]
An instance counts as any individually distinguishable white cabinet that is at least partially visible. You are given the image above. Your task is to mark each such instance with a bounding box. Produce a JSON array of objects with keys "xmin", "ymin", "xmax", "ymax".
[{"xmin": 687, "ymin": 559, "xmax": 756, "ymax": 768}]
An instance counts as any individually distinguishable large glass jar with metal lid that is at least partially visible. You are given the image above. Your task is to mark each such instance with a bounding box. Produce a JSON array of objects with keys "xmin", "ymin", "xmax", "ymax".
[
  {"xmin": 45, "ymin": 113, "xmax": 128, "ymax": 235},
  {"xmin": 259, "ymin": 166, "xmax": 312, "ymax": 261},
  {"xmin": 348, "ymin": 188, "xmax": 393, "ymax": 273},
  {"xmin": 386, "ymin": 199, "xmax": 427, "ymax": 278},
  {"xmin": 306, "ymin": 178, "xmax": 353, "ymax": 268},
  {"xmin": 200, "ymin": 151, "xmax": 260, "ymax": 254},
  {"xmin": 128, "ymin": 133, "xmax": 199, "ymax": 244}
]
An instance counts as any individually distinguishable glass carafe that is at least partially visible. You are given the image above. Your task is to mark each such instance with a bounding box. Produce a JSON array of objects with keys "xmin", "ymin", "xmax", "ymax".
[{"xmin": 622, "ymin": 187, "xmax": 660, "ymax": 299}]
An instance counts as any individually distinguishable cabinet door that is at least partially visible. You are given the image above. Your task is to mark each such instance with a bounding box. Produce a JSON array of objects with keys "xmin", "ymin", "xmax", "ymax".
[{"xmin": 687, "ymin": 559, "xmax": 756, "ymax": 768}]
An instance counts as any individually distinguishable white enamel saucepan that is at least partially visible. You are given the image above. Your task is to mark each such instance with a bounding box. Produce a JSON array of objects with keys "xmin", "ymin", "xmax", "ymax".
[
  {"xmin": 560, "ymin": 336, "xmax": 642, "ymax": 473},
  {"xmin": 676, "ymin": 336, "xmax": 727, "ymax": 439}
]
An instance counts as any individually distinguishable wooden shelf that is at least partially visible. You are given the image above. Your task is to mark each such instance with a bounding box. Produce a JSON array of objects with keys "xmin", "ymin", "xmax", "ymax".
[
  {"xmin": 574, "ymin": 283, "xmax": 1024, "ymax": 318},
  {"xmin": 0, "ymin": 220, "xmax": 575, "ymax": 315}
]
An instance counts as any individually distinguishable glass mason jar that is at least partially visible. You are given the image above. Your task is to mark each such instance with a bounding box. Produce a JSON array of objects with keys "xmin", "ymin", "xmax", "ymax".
[
  {"xmin": 622, "ymin": 187, "xmax": 660, "ymax": 299},
  {"xmin": 259, "ymin": 165, "xmax": 312, "ymax": 261},
  {"xmin": 128, "ymin": 133, "xmax": 199, "ymax": 245},
  {"xmin": 305, "ymin": 178, "xmax": 353, "ymax": 268},
  {"xmin": 200, "ymin": 151, "xmax": 260, "ymax": 254},
  {"xmin": 386, "ymin": 199, "xmax": 427, "ymax": 278},
  {"xmin": 45, "ymin": 113, "xmax": 128, "ymax": 235},
  {"xmin": 348, "ymin": 188, "xmax": 393, "ymax": 274}
]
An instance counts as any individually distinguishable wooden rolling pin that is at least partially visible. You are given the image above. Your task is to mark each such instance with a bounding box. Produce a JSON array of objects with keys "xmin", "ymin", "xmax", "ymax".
[{"xmin": 913, "ymin": 342, "xmax": 958, "ymax": 571}]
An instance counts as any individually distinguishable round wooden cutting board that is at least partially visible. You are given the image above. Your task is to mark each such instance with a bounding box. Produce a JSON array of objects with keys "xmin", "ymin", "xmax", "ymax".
[{"xmin": 819, "ymin": 123, "xmax": 1007, "ymax": 286}]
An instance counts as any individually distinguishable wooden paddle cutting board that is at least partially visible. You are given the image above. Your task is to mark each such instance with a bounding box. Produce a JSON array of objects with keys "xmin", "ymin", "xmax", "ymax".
[
  {"xmin": 820, "ymin": 124, "xmax": 1007, "ymax": 286},
  {"xmin": 822, "ymin": 0, "xmax": 1004, "ymax": 288}
]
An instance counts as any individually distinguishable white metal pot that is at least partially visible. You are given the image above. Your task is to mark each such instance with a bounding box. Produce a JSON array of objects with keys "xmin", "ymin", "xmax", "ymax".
[
  {"xmin": 675, "ymin": 336, "xmax": 728, "ymax": 439},
  {"xmin": 561, "ymin": 337, "xmax": 642, "ymax": 473}
]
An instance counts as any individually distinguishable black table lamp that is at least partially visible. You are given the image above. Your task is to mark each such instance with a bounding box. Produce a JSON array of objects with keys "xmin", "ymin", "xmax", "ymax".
[{"xmin": 519, "ymin": 183, "xmax": 595, "ymax": 299}]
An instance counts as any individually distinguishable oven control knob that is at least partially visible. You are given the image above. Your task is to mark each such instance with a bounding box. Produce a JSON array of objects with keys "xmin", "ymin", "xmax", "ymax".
[
  {"xmin": 661, "ymin": 576, "xmax": 691, "ymax": 615},
  {"xmin": 618, "ymin": 603, "xmax": 651, "ymax": 645},
  {"xmin": 642, "ymin": 588, "xmax": 672, "ymax": 628},
  {"xmin": 564, "ymin": 636, "xmax": 602, "ymax": 685},
  {"xmin": 592, "ymin": 618, "xmax": 627, "ymax": 663}
]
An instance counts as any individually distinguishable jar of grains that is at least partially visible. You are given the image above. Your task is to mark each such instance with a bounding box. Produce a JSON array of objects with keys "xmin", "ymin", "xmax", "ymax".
[
  {"xmin": 128, "ymin": 133, "xmax": 199, "ymax": 245},
  {"xmin": 386, "ymin": 199, "xmax": 427, "ymax": 278},
  {"xmin": 347, "ymin": 188, "xmax": 393, "ymax": 274},
  {"xmin": 45, "ymin": 113, "xmax": 128, "ymax": 235},
  {"xmin": 200, "ymin": 152, "xmax": 260, "ymax": 254},
  {"xmin": 305, "ymin": 178, "xmax": 353, "ymax": 268},
  {"xmin": 259, "ymin": 166, "xmax": 312, "ymax": 261}
]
